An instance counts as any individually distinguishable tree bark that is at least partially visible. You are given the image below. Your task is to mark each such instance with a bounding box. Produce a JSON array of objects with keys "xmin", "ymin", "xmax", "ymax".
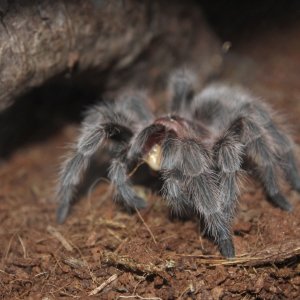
[{"xmin": 0, "ymin": 0, "xmax": 222, "ymax": 110}]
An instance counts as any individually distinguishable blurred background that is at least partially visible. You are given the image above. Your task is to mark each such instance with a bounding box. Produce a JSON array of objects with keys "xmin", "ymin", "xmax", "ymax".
[{"xmin": 0, "ymin": 0, "xmax": 300, "ymax": 158}]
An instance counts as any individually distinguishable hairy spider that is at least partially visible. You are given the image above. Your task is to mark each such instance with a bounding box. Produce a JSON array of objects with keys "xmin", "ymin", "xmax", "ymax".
[{"xmin": 56, "ymin": 70, "xmax": 300, "ymax": 258}]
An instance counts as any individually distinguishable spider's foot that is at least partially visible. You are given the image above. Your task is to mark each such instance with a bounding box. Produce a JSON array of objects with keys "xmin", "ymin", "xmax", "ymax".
[
  {"xmin": 56, "ymin": 203, "xmax": 70, "ymax": 224},
  {"xmin": 133, "ymin": 196, "xmax": 147, "ymax": 209},
  {"xmin": 124, "ymin": 196, "xmax": 147, "ymax": 212},
  {"xmin": 269, "ymin": 193, "xmax": 293, "ymax": 212},
  {"xmin": 292, "ymin": 182, "xmax": 300, "ymax": 194},
  {"xmin": 218, "ymin": 238, "xmax": 235, "ymax": 259}
]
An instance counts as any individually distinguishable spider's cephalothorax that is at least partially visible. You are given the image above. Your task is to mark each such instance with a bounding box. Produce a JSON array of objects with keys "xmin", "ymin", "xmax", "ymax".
[{"xmin": 56, "ymin": 70, "xmax": 300, "ymax": 258}]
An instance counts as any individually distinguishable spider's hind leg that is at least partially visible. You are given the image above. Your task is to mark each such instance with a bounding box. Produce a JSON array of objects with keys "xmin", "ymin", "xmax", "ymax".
[
  {"xmin": 116, "ymin": 91, "xmax": 154, "ymax": 123},
  {"xmin": 168, "ymin": 69, "xmax": 196, "ymax": 113},
  {"xmin": 281, "ymin": 151, "xmax": 300, "ymax": 192},
  {"xmin": 242, "ymin": 116, "xmax": 293, "ymax": 211},
  {"xmin": 264, "ymin": 120, "xmax": 300, "ymax": 193}
]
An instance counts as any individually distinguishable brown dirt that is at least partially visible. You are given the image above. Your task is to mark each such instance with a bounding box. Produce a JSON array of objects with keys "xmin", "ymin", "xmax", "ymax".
[{"xmin": 1, "ymin": 16, "xmax": 300, "ymax": 300}]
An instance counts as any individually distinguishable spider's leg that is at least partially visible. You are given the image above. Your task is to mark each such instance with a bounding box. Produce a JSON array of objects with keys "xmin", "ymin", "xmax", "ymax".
[
  {"xmin": 161, "ymin": 138, "xmax": 235, "ymax": 258},
  {"xmin": 168, "ymin": 69, "xmax": 196, "ymax": 113},
  {"xmin": 189, "ymin": 176, "xmax": 235, "ymax": 258},
  {"xmin": 242, "ymin": 116, "xmax": 293, "ymax": 211},
  {"xmin": 127, "ymin": 123, "xmax": 165, "ymax": 160},
  {"xmin": 213, "ymin": 118, "xmax": 244, "ymax": 223},
  {"xmin": 108, "ymin": 155, "xmax": 146, "ymax": 211},
  {"xmin": 109, "ymin": 124, "xmax": 165, "ymax": 210},
  {"xmin": 280, "ymin": 151, "xmax": 300, "ymax": 192},
  {"xmin": 161, "ymin": 170, "xmax": 193, "ymax": 216},
  {"xmin": 56, "ymin": 105, "xmax": 134, "ymax": 223},
  {"xmin": 162, "ymin": 170, "xmax": 234, "ymax": 257},
  {"xmin": 263, "ymin": 118, "xmax": 300, "ymax": 192},
  {"xmin": 116, "ymin": 91, "xmax": 154, "ymax": 123},
  {"xmin": 160, "ymin": 138, "xmax": 216, "ymax": 213},
  {"xmin": 203, "ymin": 212, "xmax": 235, "ymax": 258}
]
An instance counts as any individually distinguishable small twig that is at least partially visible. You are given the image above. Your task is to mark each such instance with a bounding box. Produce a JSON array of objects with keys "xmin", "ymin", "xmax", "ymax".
[
  {"xmin": 89, "ymin": 274, "xmax": 118, "ymax": 296},
  {"xmin": 4, "ymin": 232, "xmax": 17, "ymax": 260},
  {"xmin": 87, "ymin": 177, "xmax": 110, "ymax": 203},
  {"xmin": 115, "ymin": 237, "xmax": 129, "ymax": 253},
  {"xmin": 133, "ymin": 275, "xmax": 146, "ymax": 295},
  {"xmin": 46, "ymin": 278, "xmax": 81, "ymax": 298},
  {"xmin": 34, "ymin": 271, "xmax": 48, "ymax": 278},
  {"xmin": 86, "ymin": 177, "xmax": 105, "ymax": 201},
  {"xmin": 17, "ymin": 235, "xmax": 27, "ymax": 258},
  {"xmin": 179, "ymin": 286, "xmax": 190, "ymax": 299},
  {"xmin": 87, "ymin": 182, "xmax": 113, "ymax": 217},
  {"xmin": 67, "ymin": 240, "xmax": 98, "ymax": 285},
  {"xmin": 0, "ymin": 269, "xmax": 13, "ymax": 276},
  {"xmin": 179, "ymin": 283, "xmax": 195, "ymax": 299},
  {"xmin": 101, "ymin": 251, "xmax": 169, "ymax": 280},
  {"xmin": 107, "ymin": 228, "xmax": 123, "ymax": 242},
  {"xmin": 63, "ymin": 257, "xmax": 87, "ymax": 269},
  {"xmin": 118, "ymin": 295, "xmax": 162, "ymax": 300},
  {"xmin": 135, "ymin": 208, "xmax": 157, "ymax": 245},
  {"xmin": 128, "ymin": 161, "xmax": 144, "ymax": 178},
  {"xmin": 58, "ymin": 289, "xmax": 81, "ymax": 298},
  {"xmin": 52, "ymin": 254, "xmax": 65, "ymax": 273},
  {"xmin": 176, "ymin": 241, "xmax": 300, "ymax": 267},
  {"xmin": 47, "ymin": 225, "xmax": 73, "ymax": 252},
  {"xmin": 98, "ymin": 218, "xmax": 126, "ymax": 229}
]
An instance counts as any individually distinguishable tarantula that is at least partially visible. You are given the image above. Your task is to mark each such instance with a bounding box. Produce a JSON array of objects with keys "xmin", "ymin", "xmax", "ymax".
[{"xmin": 56, "ymin": 70, "xmax": 300, "ymax": 258}]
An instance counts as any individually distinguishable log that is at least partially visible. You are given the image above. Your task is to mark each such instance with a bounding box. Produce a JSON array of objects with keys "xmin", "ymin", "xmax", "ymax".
[{"xmin": 0, "ymin": 0, "xmax": 221, "ymax": 110}]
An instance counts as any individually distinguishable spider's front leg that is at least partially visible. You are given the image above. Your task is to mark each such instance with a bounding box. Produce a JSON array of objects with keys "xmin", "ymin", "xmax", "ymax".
[
  {"xmin": 56, "ymin": 107, "xmax": 134, "ymax": 223},
  {"xmin": 57, "ymin": 124, "xmax": 108, "ymax": 223},
  {"xmin": 211, "ymin": 118, "xmax": 246, "ymax": 257},
  {"xmin": 161, "ymin": 138, "xmax": 235, "ymax": 258},
  {"xmin": 108, "ymin": 153, "xmax": 147, "ymax": 211},
  {"xmin": 213, "ymin": 118, "xmax": 244, "ymax": 222},
  {"xmin": 56, "ymin": 92, "xmax": 154, "ymax": 222},
  {"xmin": 108, "ymin": 124, "xmax": 165, "ymax": 211}
]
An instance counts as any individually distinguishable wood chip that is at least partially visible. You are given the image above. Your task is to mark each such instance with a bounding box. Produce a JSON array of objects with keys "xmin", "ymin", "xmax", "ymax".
[
  {"xmin": 47, "ymin": 225, "xmax": 73, "ymax": 252},
  {"xmin": 89, "ymin": 274, "xmax": 118, "ymax": 296}
]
